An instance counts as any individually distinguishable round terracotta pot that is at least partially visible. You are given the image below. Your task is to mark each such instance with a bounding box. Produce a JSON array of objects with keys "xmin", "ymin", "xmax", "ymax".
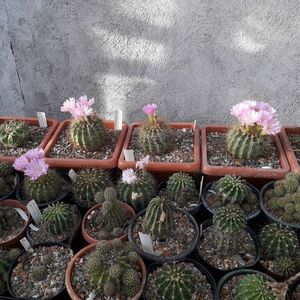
[
  {"xmin": 81, "ymin": 203, "xmax": 135, "ymax": 244},
  {"xmin": 0, "ymin": 199, "xmax": 30, "ymax": 248},
  {"xmin": 65, "ymin": 243, "xmax": 146, "ymax": 300}
]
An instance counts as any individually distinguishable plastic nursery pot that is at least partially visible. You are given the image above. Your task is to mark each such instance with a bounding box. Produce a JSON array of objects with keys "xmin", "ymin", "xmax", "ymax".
[
  {"xmin": 216, "ymin": 268, "xmax": 275, "ymax": 300},
  {"xmin": 260, "ymin": 181, "xmax": 300, "ymax": 231},
  {"xmin": 0, "ymin": 173, "xmax": 20, "ymax": 202},
  {"xmin": 0, "ymin": 199, "xmax": 30, "ymax": 248},
  {"xmin": 155, "ymin": 180, "xmax": 201, "ymax": 216},
  {"xmin": 65, "ymin": 242, "xmax": 147, "ymax": 300},
  {"xmin": 0, "ymin": 116, "xmax": 59, "ymax": 163},
  {"xmin": 201, "ymin": 125, "xmax": 290, "ymax": 180},
  {"xmin": 201, "ymin": 181, "xmax": 261, "ymax": 221},
  {"xmin": 128, "ymin": 208, "xmax": 199, "ymax": 263},
  {"xmin": 287, "ymin": 274, "xmax": 300, "ymax": 299},
  {"xmin": 118, "ymin": 122, "xmax": 201, "ymax": 173},
  {"xmin": 7, "ymin": 242, "xmax": 72, "ymax": 300},
  {"xmin": 279, "ymin": 126, "xmax": 300, "ymax": 175},
  {"xmin": 44, "ymin": 119, "xmax": 128, "ymax": 169},
  {"xmin": 143, "ymin": 258, "xmax": 216, "ymax": 300},
  {"xmin": 81, "ymin": 202, "xmax": 136, "ymax": 244}
]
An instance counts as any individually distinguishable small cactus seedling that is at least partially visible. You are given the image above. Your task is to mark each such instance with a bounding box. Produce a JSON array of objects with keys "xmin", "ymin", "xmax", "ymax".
[
  {"xmin": 31, "ymin": 265, "xmax": 48, "ymax": 282},
  {"xmin": 0, "ymin": 207, "xmax": 22, "ymax": 238}
]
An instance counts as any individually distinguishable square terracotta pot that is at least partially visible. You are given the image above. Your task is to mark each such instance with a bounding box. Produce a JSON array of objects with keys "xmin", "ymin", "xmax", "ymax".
[
  {"xmin": 279, "ymin": 126, "xmax": 300, "ymax": 174},
  {"xmin": 44, "ymin": 119, "xmax": 128, "ymax": 169},
  {"xmin": 202, "ymin": 125, "xmax": 290, "ymax": 180},
  {"xmin": 0, "ymin": 116, "xmax": 59, "ymax": 163}
]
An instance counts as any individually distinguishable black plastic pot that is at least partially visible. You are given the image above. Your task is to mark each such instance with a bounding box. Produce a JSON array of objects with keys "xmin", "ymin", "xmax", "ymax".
[
  {"xmin": 155, "ymin": 180, "xmax": 201, "ymax": 215},
  {"xmin": 7, "ymin": 242, "xmax": 72, "ymax": 300},
  {"xmin": 143, "ymin": 258, "xmax": 216, "ymax": 300},
  {"xmin": 0, "ymin": 174, "xmax": 20, "ymax": 202},
  {"xmin": 201, "ymin": 181, "xmax": 261, "ymax": 221},
  {"xmin": 260, "ymin": 181, "xmax": 300, "ymax": 230},
  {"xmin": 195, "ymin": 219, "xmax": 260, "ymax": 279},
  {"xmin": 128, "ymin": 208, "xmax": 199, "ymax": 263},
  {"xmin": 287, "ymin": 275, "xmax": 300, "ymax": 300}
]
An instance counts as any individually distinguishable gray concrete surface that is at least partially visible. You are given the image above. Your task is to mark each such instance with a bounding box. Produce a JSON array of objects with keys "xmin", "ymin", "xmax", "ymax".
[{"xmin": 1, "ymin": 0, "xmax": 299, "ymax": 125}]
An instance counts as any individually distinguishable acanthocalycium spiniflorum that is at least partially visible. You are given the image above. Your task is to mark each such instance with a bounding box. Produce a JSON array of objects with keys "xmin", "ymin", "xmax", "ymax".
[
  {"xmin": 226, "ymin": 100, "xmax": 281, "ymax": 160},
  {"xmin": 61, "ymin": 95, "xmax": 107, "ymax": 151},
  {"xmin": 138, "ymin": 103, "xmax": 175, "ymax": 155}
]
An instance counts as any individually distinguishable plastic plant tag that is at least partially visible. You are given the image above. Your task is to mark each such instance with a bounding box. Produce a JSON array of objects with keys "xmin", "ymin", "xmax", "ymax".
[
  {"xmin": 26, "ymin": 200, "xmax": 42, "ymax": 224},
  {"xmin": 199, "ymin": 223, "xmax": 203, "ymax": 238},
  {"xmin": 193, "ymin": 120, "xmax": 197, "ymax": 132},
  {"xmin": 114, "ymin": 109, "xmax": 123, "ymax": 131},
  {"xmin": 68, "ymin": 169, "xmax": 78, "ymax": 182},
  {"xmin": 20, "ymin": 237, "xmax": 32, "ymax": 252},
  {"xmin": 36, "ymin": 112, "xmax": 48, "ymax": 128},
  {"xmin": 199, "ymin": 176, "xmax": 204, "ymax": 196},
  {"xmin": 15, "ymin": 208, "xmax": 29, "ymax": 222},
  {"xmin": 29, "ymin": 224, "xmax": 39, "ymax": 231},
  {"xmin": 124, "ymin": 149, "xmax": 135, "ymax": 161},
  {"xmin": 138, "ymin": 232, "xmax": 155, "ymax": 255}
]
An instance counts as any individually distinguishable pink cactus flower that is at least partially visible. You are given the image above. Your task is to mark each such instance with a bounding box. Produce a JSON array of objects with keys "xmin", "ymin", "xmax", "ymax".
[
  {"xmin": 136, "ymin": 155, "xmax": 150, "ymax": 170},
  {"xmin": 13, "ymin": 155, "xmax": 30, "ymax": 172},
  {"xmin": 143, "ymin": 103, "xmax": 157, "ymax": 116},
  {"xmin": 122, "ymin": 169, "xmax": 138, "ymax": 184},
  {"xmin": 24, "ymin": 158, "xmax": 49, "ymax": 180},
  {"xmin": 25, "ymin": 148, "xmax": 45, "ymax": 160},
  {"xmin": 61, "ymin": 96, "xmax": 95, "ymax": 120}
]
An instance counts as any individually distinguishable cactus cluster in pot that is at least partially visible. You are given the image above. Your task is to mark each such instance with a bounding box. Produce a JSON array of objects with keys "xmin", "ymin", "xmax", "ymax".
[
  {"xmin": 0, "ymin": 162, "xmax": 16, "ymax": 198},
  {"xmin": 0, "ymin": 206, "xmax": 23, "ymax": 238},
  {"xmin": 61, "ymin": 96, "xmax": 107, "ymax": 151},
  {"xmin": 264, "ymin": 173, "xmax": 300, "ymax": 224}
]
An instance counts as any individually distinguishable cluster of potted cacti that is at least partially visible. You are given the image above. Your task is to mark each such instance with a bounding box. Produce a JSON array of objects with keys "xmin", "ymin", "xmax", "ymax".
[{"xmin": 0, "ymin": 97, "xmax": 300, "ymax": 299}]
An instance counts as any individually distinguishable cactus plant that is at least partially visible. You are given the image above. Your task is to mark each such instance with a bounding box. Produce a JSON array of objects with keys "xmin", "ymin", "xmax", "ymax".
[
  {"xmin": 0, "ymin": 162, "xmax": 13, "ymax": 177},
  {"xmin": 72, "ymin": 168, "xmax": 111, "ymax": 207},
  {"xmin": 0, "ymin": 207, "xmax": 21, "ymax": 238},
  {"xmin": 142, "ymin": 196, "xmax": 175, "ymax": 240},
  {"xmin": 31, "ymin": 265, "xmax": 48, "ymax": 282},
  {"xmin": 0, "ymin": 178, "xmax": 11, "ymax": 198},
  {"xmin": 274, "ymin": 256, "xmax": 296, "ymax": 278},
  {"xmin": 42, "ymin": 202, "xmax": 73, "ymax": 235},
  {"xmin": 0, "ymin": 120, "xmax": 30, "ymax": 148},
  {"xmin": 213, "ymin": 205, "xmax": 246, "ymax": 256},
  {"xmin": 86, "ymin": 239, "xmax": 141, "ymax": 298}
]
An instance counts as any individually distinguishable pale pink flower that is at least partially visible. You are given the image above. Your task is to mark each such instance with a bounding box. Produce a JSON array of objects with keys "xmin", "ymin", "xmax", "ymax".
[
  {"xmin": 143, "ymin": 103, "xmax": 157, "ymax": 116},
  {"xmin": 25, "ymin": 148, "xmax": 45, "ymax": 160},
  {"xmin": 78, "ymin": 95, "xmax": 95, "ymax": 107},
  {"xmin": 61, "ymin": 96, "xmax": 95, "ymax": 119},
  {"xmin": 24, "ymin": 158, "xmax": 49, "ymax": 180},
  {"xmin": 136, "ymin": 155, "xmax": 150, "ymax": 170},
  {"xmin": 13, "ymin": 156, "xmax": 30, "ymax": 172},
  {"xmin": 122, "ymin": 169, "xmax": 137, "ymax": 184},
  {"xmin": 61, "ymin": 98, "xmax": 76, "ymax": 113}
]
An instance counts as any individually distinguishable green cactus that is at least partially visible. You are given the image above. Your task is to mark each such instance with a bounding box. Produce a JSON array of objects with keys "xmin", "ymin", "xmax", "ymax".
[
  {"xmin": 274, "ymin": 256, "xmax": 296, "ymax": 278},
  {"xmin": 0, "ymin": 207, "xmax": 21, "ymax": 237},
  {"xmin": 234, "ymin": 274, "xmax": 276, "ymax": 300},
  {"xmin": 69, "ymin": 114, "xmax": 106, "ymax": 151},
  {"xmin": 0, "ymin": 162, "xmax": 13, "ymax": 177},
  {"xmin": 22, "ymin": 170, "xmax": 64, "ymax": 204},
  {"xmin": 213, "ymin": 205, "xmax": 246, "ymax": 256},
  {"xmin": 143, "ymin": 196, "xmax": 175, "ymax": 240},
  {"xmin": 226, "ymin": 127, "xmax": 271, "ymax": 160},
  {"xmin": 0, "ymin": 278, "xmax": 5, "ymax": 294},
  {"xmin": 117, "ymin": 169, "xmax": 156, "ymax": 211},
  {"xmin": 0, "ymin": 120, "xmax": 30, "ymax": 148},
  {"xmin": 273, "ymin": 185, "xmax": 286, "ymax": 197},
  {"xmin": 86, "ymin": 239, "xmax": 141, "ymax": 298},
  {"xmin": 31, "ymin": 265, "xmax": 48, "ymax": 282},
  {"xmin": 138, "ymin": 121, "xmax": 175, "ymax": 155},
  {"xmin": 72, "ymin": 168, "xmax": 111, "ymax": 207},
  {"xmin": 260, "ymin": 224, "xmax": 298, "ymax": 259},
  {"xmin": 0, "ymin": 178, "xmax": 11, "ymax": 197},
  {"xmin": 286, "ymin": 173, "xmax": 300, "ymax": 183},
  {"xmin": 284, "ymin": 178, "xmax": 299, "ymax": 193},
  {"xmin": 42, "ymin": 202, "xmax": 72, "ymax": 235}
]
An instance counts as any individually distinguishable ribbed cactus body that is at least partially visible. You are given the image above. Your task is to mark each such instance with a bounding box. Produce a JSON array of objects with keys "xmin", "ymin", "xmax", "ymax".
[
  {"xmin": 0, "ymin": 162, "xmax": 13, "ymax": 177},
  {"xmin": 143, "ymin": 197, "xmax": 175, "ymax": 240},
  {"xmin": 42, "ymin": 202, "xmax": 72, "ymax": 235},
  {"xmin": 31, "ymin": 265, "xmax": 48, "ymax": 282},
  {"xmin": 118, "ymin": 170, "xmax": 155, "ymax": 211},
  {"xmin": 0, "ymin": 206, "xmax": 22, "ymax": 236},
  {"xmin": 22, "ymin": 170, "xmax": 63, "ymax": 204},
  {"xmin": 213, "ymin": 205, "xmax": 246, "ymax": 256},
  {"xmin": 260, "ymin": 224, "xmax": 298, "ymax": 259},
  {"xmin": 274, "ymin": 256, "xmax": 296, "ymax": 277},
  {"xmin": 226, "ymin": 127, "xmax": 271, "ymax": 160},
  {"xmin": 69, "ymin": 115, "xmax": 106, "ymax": 151},
  {"xmin": 0, "ymin": 120, "xmax": 30, "ymax": 148},
  {"xmin": 0, "ymin": 178, "xmax": 11, "ymax": 197},
  {"xmin": 235, "ymin": 274, "xmax": 276, "ymax": 300},
  {"xmin": 139, "ymin": 122, "xmax": 174, "ymax": 155}
]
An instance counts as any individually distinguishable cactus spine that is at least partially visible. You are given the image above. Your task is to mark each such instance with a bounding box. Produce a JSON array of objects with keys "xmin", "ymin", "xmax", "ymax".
[{"xmin": 274, "ymin": 256, "xmax": 296, "ymax": 278}]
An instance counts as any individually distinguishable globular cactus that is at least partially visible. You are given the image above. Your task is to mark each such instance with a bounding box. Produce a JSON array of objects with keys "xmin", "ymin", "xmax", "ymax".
[
  {"xmin": 0, "ymin": 162, "xmax": 13, "ymax": 177},
  {"xmin": 226, "ymin": 127, "xmax": 271, "ymax": 160},
  {"xmin": 42, "ymin": 202, "xmax": 72, "ymax": 235},
  {"xmin": 31, "ymin": 265, "xmax": 48, "ymax": 282},
  {"xmin": 69, "ymin": 114, "xmax": 106, "ymax": 151},
  {"xmin": 213, "ymin": 205, "xmax": 246, "ymax": 256},
  {"xmin": 0, "ymin": 120, "xmax": 30, "ymax": 148},
  {"xmin": 138, "ymin": 122, "xmax": 175, "ymax": 155},
  {"xmin": 86, "ymin": 239, "xmax": 141, "ymax": 298},
  {"xmin": 260, "ymin": 224, "xmax": 298, "ymax": 259},
  {"xmin": 0, "ymin": 207, "xmax": 21, "ymax": 237},
  {"xmin": 0, "ymin": 178, "xmax": 11, "ymax": 197},
  {"xmin": 72, "ymin": 169, "xmax": 111, "ymax": 207},
  {"xmin": 22, "ymin": 170, "xmax": 64, "ymax": 204},
  {"xmin": 117, "ymin": 170, "xmax": 156, "ymax": 211},
  {"xmin": 142, "ymin": 196, "xmax": 175, "ymax": 240},
  {"xmin": 235, "ymin": 274, "xmax": 276, "ymax": 300},
  {"xmin": 274, "ymin": 256, "xmax": 296, "ymax": 278}
]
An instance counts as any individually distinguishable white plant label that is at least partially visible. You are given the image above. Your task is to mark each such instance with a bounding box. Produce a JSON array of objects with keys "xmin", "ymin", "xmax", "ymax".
[
  {"xmin": 193, "ymin": 120, "xmax": 197, "ymax": 132},
  {"xmin": 26, "ymin": 200, "xmax": 42, "ymax": 224},
  {"xmin": 20, "ymin": 237, "xmax": 32, "ymax": 252},
  {"xmin": 138, "ymin": 232, "xmax": 155, "ymax": 255},
  {"xmin": 15, "ymin": 208, "xmax": 29, "ymax": 222},
  {"xmin": 36, "ymin": 112, "xmax": 48, "ymax": 128},
  {"xmin": 199, "ymin": 176, "xmax": 204, "ymax": 196},
  {"xmin": 124, "ymin": 149, "xmax": 135, "ymax": 161},
  {"xmin": 68, "ymin": 169, "xmax": 78, "ymax": 182},
  {"xmin": 29, "ymin": 224, "xmax": 39, "ymax": 231},
  {"xmin": 114, "ymin": 109, "xmax": 123, "ymax": 131}
]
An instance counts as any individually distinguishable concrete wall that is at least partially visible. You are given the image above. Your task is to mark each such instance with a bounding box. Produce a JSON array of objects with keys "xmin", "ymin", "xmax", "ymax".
[{"xmin": 1, "ymin": 0, "xmax": 299, "ymax": 125}]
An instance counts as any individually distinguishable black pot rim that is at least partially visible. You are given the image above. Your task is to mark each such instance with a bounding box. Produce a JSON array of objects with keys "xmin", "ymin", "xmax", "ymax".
[
  {"xmin": 128, "ymin": 208, "xmax": 199, "ymax": 263},
  {"xmin": 196, "ymin": 219, "xmax": 261, "ymax": 274},
  {"xmin": 259, "ymin": 181, "xmax": 300, "ymax": 229},
  {"xmin": 0, "ymin": 173, "xmax": 20, "ymax": 202},
  {"xmin": 7, "ymin": 241, "xmax": 71, "ymax": 300},
  {"xmin": 143, "ymin": 258, "xmax": 216, "ymax": 300},
  {"xmin": 201, "ymin": 180, "xmax": 261, "ymax": 220}
]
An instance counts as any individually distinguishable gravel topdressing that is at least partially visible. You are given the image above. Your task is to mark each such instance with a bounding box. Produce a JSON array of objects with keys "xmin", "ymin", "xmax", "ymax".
[
  {"xmin": 289, "ymin": 134, "xmax": 300, "ymax": 163},
  {"xmin": 207, "ymin": 132, "xmax": 281, "ymax": 169}
]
